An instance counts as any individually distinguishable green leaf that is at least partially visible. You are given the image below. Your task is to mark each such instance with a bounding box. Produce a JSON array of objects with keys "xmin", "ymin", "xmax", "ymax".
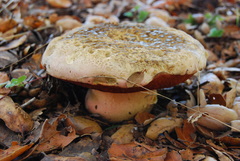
[
  {"xmin": 5, "ymin": 75, "xmax": 27, "ymax": 88},
  {"xmin": 204, "ymin": 13, "xmax": 223, "ymax": 27},
  {"xmin": 137, "ymin": 10, "xmax": 149, "ymax": 23},
  {"xmin": 184, "ymin": 14, "xmax": 196, "ymax": 25},
  {"xmin": 123, "ymin": 11, "xmax": 133, "ymax": 18},
  {"xmin": 207, "ymin": 28, "xmax": 224, "ymax": 37}
]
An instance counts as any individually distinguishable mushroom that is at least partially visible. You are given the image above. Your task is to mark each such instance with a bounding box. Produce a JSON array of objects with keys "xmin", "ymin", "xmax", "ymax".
[{"xmin": 41, "ymin": 23, "xmax": 208, "ymax": 122}]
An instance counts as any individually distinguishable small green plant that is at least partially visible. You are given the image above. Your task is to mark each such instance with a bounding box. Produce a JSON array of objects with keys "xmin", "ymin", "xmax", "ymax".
[
  {"xmin": 207, "ymin": 27, "xmax": 224, "ymax": 37},
  {"xmin": 124, "ymin": 5, "xmax": 149, "ymax": 23},
  {"xmin": 204, "ymin": 13, "xmax": 224, "ymax": 37},
  {"xmin": 184, "ymin": 14, "xmax": 197, "ymax": 25},
  {"xmin": 0, "ymin": 75, "xmax": 27, "ymax": 88}
]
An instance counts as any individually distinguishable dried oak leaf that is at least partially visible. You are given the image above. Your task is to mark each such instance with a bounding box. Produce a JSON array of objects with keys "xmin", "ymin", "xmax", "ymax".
[
  {"xmin": 0, "ymin": 141, "xmax": 33, "ymax": 161},
  {"xmin": 175, "ymin": 119, "xmax": 199, "ymax": 148},
  {"xmin": 34, "ymin": 116, "xmax": 78, "ymax": 153},
  {"xmin": 108, "ymin": 142, "xmax": 167, "ymax": 161},
  {"xmin": 0, "ymin": 95, "xmax": 34, "ymax": 133},
  {"xmin": 0, "ymin": 19, "xmax": 17, "ymax": 33}
]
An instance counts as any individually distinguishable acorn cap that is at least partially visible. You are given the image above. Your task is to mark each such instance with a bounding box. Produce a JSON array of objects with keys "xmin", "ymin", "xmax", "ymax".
[{"xmin": 42, "ymin": 23, "xmax": 208, "ymax": 92}]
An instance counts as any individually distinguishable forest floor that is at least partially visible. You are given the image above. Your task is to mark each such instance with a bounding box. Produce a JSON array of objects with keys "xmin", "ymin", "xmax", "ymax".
[{"xmin": 0, "ymin": 0, "xmax": 240, "ymax": 160}]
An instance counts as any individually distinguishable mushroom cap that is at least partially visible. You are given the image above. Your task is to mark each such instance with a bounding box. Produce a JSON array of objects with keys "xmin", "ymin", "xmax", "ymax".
[{"xmin": 42, "ymin": 23, "xmax": 208, "ymax": 92}]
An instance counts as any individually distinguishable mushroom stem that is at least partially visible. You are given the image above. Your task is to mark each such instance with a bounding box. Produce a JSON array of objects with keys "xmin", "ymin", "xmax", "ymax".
[{"xmin": 85, "ymin": 89, "xmax": 158, "ymax": 122}]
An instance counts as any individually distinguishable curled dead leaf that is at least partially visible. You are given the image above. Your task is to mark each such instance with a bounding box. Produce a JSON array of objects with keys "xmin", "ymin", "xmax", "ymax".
[
  {"xmin": 0, "ymin": 95, "xmax": 34, "ymax": 133},
  {"xmin": 200, "ymin": 73, "xmax": 224, "ymax": 95},
  {"xmin": 187, "ymin": 104, "xmax": 238, "ymax": 130},
  {"xmin": 34, "ymin": 116, "xmax": 78, "ymax": 153},
  {"xmin": 108, "ymin": 142, "xmax": 167, "ymax": 161},
  {"xmin": 111, "ymin": 124, "xmax": 135, "ymax": 144},
  {"xmin": 66, "ymin": 116, "xmax": 102, "ymax": 135},
  {"xmin": 146, "ymin": 117, "xmax": 183, "ymax": 140},
  {"xmin": 0, "ymin": 142, "xmax": 33, "ymax": 161}
]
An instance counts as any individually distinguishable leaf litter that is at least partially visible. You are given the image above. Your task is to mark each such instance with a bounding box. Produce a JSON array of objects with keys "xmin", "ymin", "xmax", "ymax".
[{"xmin": 0, "ymin": 0, "xmax": 240, "ymax": 160}]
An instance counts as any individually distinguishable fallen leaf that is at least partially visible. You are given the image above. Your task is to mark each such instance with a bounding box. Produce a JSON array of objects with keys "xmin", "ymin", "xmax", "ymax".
[
  {"xmin": 0, "ymin": 95, "xmax": 34, "ymax": 133},
  {"xmin": 208, "ymin": 93, "xmax": 226, "ymax": 106},
  {"xmin": 0, "ymin": 141, "xmax": 33, "ymax": 161},
  {"xmin": 24, "ymin": 15, "xmax": 45, "ymax": 29},
  {"xmin": 0, "ymin": 18, "xmax": 17, "ymax": 33},
  {"xmin": 0, "ymin": 72, "xmax": 11, "ymax": 94},
  {"xmin": 34, "ymin": 116, "xmax": 78, "ymax": 153},
  {"xmin": 179, "ymin": 149, "xmax": 194, "ymax": 161},
  {"xmin": 111, "ymin": 124, "xmax": 135, "ymax": 144},
  {"xmin": 146, "ymin": 117, "xmax": 183, "ymax": 140},
  {"xmin": 175, "ymin": 120, "xmax": 199, "ymax": 148},
  {"xmin": 165, "ymin": 150, "xmax": 182, "ymax": 161},
  {"xmin": 212, "ymin": 147, "xmax": 234, "ymax": 161},
  {"xmin": 59, "ymin": 134, "xmax": 101, "ymax": 160},
  {"xmin": 0, "ymin": 35, "xmax": 27, "ymax": 51},
  {"xmin": 108, "ymin": 142, "xmax": 167, "ymax": 161},
  {"xmin": 66, "ymin": 116, "xmax": 102, "ymax": 135},
  {"xmin": 217, "ymin": 136, "xmax": 240, "ymax": 146},
  {"xmin": 0, "ymin": 72, "xmax": 9, "ymax": 83},
  {"xmin": 135, "ymin": 112, "xmax": 155, "ymax": 124},
  {"xmin": 0, "ymin": 51, "xmax": 19, "ymax": 68},
  {"xmin": 46, "ymin": 0, "xmax": 72, "ymax": 8}
]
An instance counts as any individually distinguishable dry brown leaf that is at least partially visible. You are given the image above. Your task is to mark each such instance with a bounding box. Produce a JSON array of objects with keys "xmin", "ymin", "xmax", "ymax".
[
  {"xmin": 108, "ymin": 142, "xmax": 167, "ymax": 161},
  {"xmin": 165, "ymin": 150, "xmax": 182, "ymax": 161},
  {"xmin": 0, "ymin": 141, "xmax": 33, "ymax": 161},
  {"xmin": 223, "ymin": 25, "xmax": 240, "ymax": 39},
  {"xmin": 179, "ymin": 149, "xmax": 194, "ymax": 161},
  {"xmin": 175, "ymin": 120, "xmax": 198, "ymax": 148},
  {"xmin": 46, "ymin": 0, "xmax": 72, "ymax": 8},
  {"xmin": 200, "ymin": 73, "xmax": 224, "ymax": 95},
  {"xmin": 0, "ymin": 72, "xmax": 9, "ymax": 83},
  {"xmin": 0, "ymin": 72, "xmax": 10, "ymax": 94},
  {"xmin": 34, "ymin": 116, "xmax": 78, "ymax": 153},
  {"xmin": 0, "ymin": 35, "xmax": 27, "ymax": 51},
  {"xmin": 187, "ymin": 105, "xmax": 238, "ymax": 130},
  {"xmin": 146, "ymin": 117, "xmax": 183, "ymax": 140},
  {"xmin": 208, "ymin": 93, "xmax": 226, "ymax": 106},
  {"xmin": 135, "ymin": 112, "xmax": 155, "ymax": 124},
  {"xmin": 0, "ymin": 95, "xmax": 34, "ymax": 133},
  {"xmin": 66, "ymin": 116, "xmax": 102, "ymax": 135},
  {"xmin": 0, "ymin": 19, "xmax": 17, "ymax": 33},
  {"xmin": 111, "ymin": 124, "xmax": 135, "ymax": 144},
  {"xmin": 24, "ymin": 16, "xmax": 45, "ymax": 29},
  {"xmin": 164, "ymin": 132, "xmax": 187, "ymax": 149},
  {"xmin": 217, "ymin": 135, "xmax": 240, "ymax": 146}
]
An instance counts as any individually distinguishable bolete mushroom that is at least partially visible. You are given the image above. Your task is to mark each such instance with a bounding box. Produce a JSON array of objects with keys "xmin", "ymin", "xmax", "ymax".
[{"xmin": 42, "ymin": 23, "xmax": 208, "ymax": 122}]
